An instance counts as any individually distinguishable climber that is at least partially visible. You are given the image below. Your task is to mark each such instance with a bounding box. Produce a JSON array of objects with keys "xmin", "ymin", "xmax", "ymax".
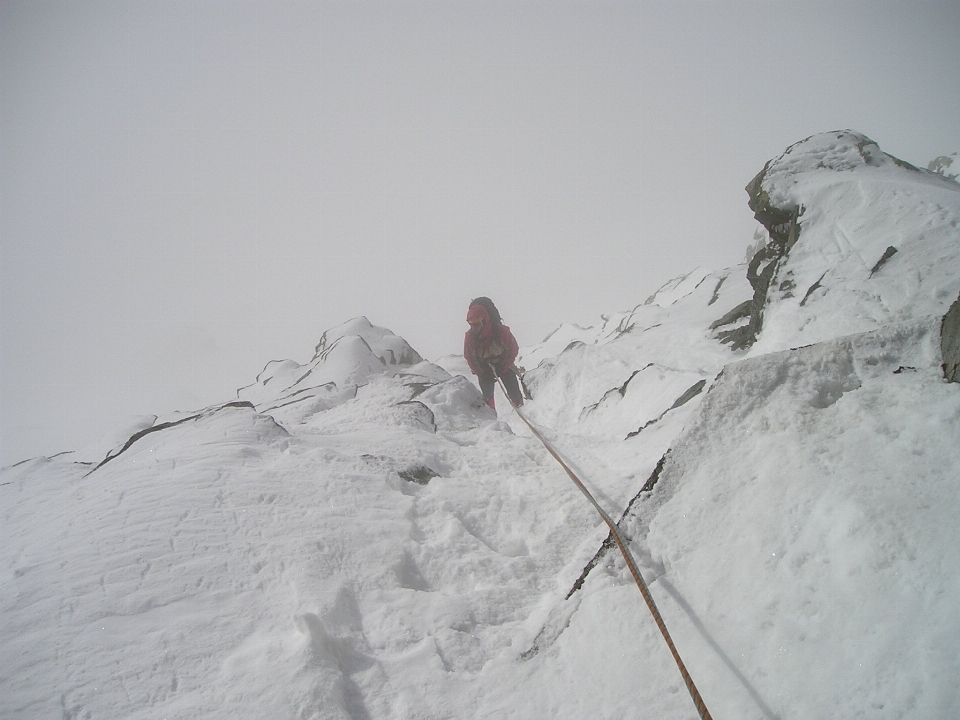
[{"xmin": 463, "ymin": 297, "xmax": 525, "ymax": 410}]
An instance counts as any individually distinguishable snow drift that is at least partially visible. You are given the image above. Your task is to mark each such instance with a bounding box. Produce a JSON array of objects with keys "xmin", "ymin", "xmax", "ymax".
[{"xmin": 3, "ymin": 131, "xmax": 960, "ymax": 719}]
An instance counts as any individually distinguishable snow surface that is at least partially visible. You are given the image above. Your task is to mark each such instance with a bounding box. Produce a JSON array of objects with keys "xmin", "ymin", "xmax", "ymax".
[{"xmin": 3, "ymin": 131, "xmax": 960, "ymax": 719}]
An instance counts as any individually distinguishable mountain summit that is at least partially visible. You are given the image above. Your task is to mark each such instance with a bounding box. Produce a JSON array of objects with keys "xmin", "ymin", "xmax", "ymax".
[{"xmin": 3, "ymin": 132, "xmax": 960, "ymax": 719}]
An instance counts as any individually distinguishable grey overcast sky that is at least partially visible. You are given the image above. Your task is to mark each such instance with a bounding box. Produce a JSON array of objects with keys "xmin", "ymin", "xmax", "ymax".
[{"xmin": 2, "ymin": 0, "xmax": 959, "ymax": 464}]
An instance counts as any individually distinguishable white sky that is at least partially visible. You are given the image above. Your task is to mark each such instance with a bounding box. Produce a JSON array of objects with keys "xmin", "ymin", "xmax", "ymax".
[{"xmin": 2, "ymin": 0, "xmax": 959, "ymax": 464}]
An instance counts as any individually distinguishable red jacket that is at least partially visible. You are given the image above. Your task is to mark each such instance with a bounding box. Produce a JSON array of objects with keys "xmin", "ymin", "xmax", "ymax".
[{"xmin": 463, "ymin": 303, "xmax": 519, "ymax": 377}]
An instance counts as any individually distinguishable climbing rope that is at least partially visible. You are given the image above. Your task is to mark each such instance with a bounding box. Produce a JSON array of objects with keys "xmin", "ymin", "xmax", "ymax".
[{"xmin": 493, "ymin": 370, "xmax": 715, "ymax": 720}]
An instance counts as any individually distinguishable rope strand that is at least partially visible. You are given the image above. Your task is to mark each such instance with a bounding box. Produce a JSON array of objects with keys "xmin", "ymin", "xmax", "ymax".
[{"xmin": 493, "ymin": 371, "xmax": 714, "ymax": 720}]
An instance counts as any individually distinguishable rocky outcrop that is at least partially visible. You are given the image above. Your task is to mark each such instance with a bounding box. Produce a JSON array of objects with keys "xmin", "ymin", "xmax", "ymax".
[
  {"xmin": 314, "ymin": 316, "xmax": 422, "ymax": 367},
  {"xmin": 869, "ymin": 246, "xmax": 899, "ymax": 277},
  {"xmin": 720, "ymin": 131, "xmax": 937, "ymax": 351},
  {"xmin": 718, "ymin": 167, "xmax": 802, "ymax": 350},
  {"xmin": 942, "ymin": 293, "xmax": 960, "ymax": 383},
  {"xmin": 239, "ymin": 317, "xmax": 424, "ymax": 410}
]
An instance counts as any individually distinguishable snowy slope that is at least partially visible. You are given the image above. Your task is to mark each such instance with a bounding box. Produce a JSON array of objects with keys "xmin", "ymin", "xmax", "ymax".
[{"xmin": 3, "ymin": 131, "xmax": 960, "ymax": 719}]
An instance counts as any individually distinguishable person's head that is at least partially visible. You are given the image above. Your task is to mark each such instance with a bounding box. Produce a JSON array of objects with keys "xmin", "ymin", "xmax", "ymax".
[{"xmin": 466, "ymin": 303, "xmax": 490, "ymax": 336}]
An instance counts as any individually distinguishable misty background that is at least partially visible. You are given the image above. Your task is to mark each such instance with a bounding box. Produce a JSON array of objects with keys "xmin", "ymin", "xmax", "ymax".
[{"xmin": 2, "ymin": 0, "xmax": 959, "ymax": 465}]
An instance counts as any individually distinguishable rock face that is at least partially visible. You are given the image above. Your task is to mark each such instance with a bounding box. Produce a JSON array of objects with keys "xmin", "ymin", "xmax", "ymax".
[
  {"xmin": 726, "ymin": 130, "xmax": 950, "ymax": 351},
  {"xmin": 720, "ymin": 147, "xmax": 806, "ymax": 350},
  {"xmin": 943, "ymin": 293, "xmax": 960, "ymax": 383}
]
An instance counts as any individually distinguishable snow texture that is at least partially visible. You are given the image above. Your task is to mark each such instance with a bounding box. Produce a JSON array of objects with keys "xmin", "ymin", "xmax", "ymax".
[{"xmin": 3, "ymin": 131, "xmax": 960, "ymax": 719}]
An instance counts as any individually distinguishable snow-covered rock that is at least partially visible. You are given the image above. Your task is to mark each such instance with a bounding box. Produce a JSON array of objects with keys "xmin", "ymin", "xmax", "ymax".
[
  {"xmin": 736, "ymin": 130, "xmax": 960, "ymax": 354},
  {"xmin": 943, "ymin": 293, "xmax": 960, "ymax": 383},
  {"xmin": 238, "ymin": 316, "xmax": 423, "ymax": 411}
]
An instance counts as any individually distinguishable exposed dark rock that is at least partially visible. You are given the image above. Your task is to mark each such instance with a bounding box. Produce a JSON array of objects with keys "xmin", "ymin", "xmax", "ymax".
[
  {"xmin": 639, "ymin": 452, "xmax": 670, "ymax": 494},
  {"xmin": 616, "ymin": 364, "xmax": 653, "ymax": 397},
  {"xmin": 263, "ymin": 387, "xmax": 340, "ymax": 413},
  {"xmin": 88, "ymin": 401, "xmax": 264, "ymax": 475},
  {"xmin": 625, "ymin": 379, "xmax": 707, "ymax": 439},
  {"xmin": 220, "ymin": 401, "xmax": 257, "ymax": 411},
  {"xmin": 564, "ymin": 534, "xmax": 615, "ymax": 600},
  {"xmin": 618, "ymin": 369, "xmax": 642, "ymax": 396},
  {"xmin": 800, "ymin": 272, "xmax": 827, "ymax": 306},
  {"xmin": 626, "ymin": 419, "xmax": 655, "ymax": 438},
  {"xmin": 710, "ymin": 300, "xmax": 752, "ymax": 332},
  {"xmin": 398, "ymin": 466, "xmax": 439, "ymax": 485},
  {"xmin": 859, "ymin": 135, "xmax": 922, "ymax": 173},
  {"xmin": 778, "ymin": 273, "xmax": 797, "ymax": 299},
  {"xmin": 564, "ymin": 452, "xmax": 669, "ymax": 600},
  {"xmin": 928, "ymin": 154, "xmax": 959, "ymax": 181},
  {"xmin": 869, "ymin": 246, "xmax": 899, "ymax": 277},
  {"xmin": 942, "ymin": 293, "xmax": 960, "ymax": 383},
  {"xmin": 518, "ymin": 373, "xmax": 534, "ymax": 401},
  {"xmin": 670, "ymin": 379, "xmax": 707, "ymax": 410},
  {"xmin": 579, "ymin": 367, "xmax": 652, "ymax": 422},
  {"xmin": 708, "ymin": 275, "xmax": 727, "ymax": 306},
  {"xmin": 723, "ymin": 166, "xmax": 805, "ymax": 350}
]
